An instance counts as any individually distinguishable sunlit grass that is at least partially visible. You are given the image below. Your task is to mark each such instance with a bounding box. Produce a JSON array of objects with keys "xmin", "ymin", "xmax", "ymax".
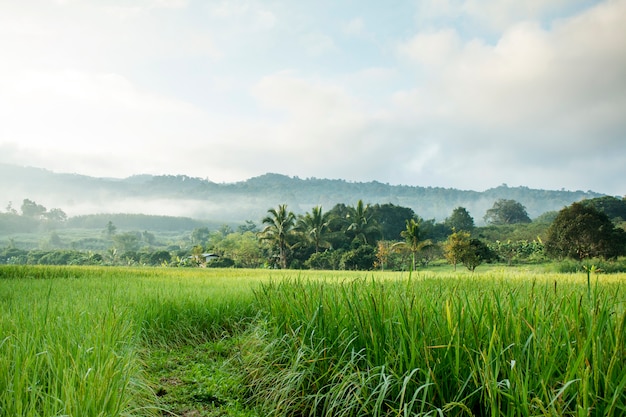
[
  {"xmin": 0, "ymin": 266, "xmax": 266, "ymax": 416},
  {"xmin": 1, "ymin": 265, "xmax": 624, "ymax": 416},
  {"xmin": 246, "ymin": 271, "xmax": 626, "ymax": 416}
]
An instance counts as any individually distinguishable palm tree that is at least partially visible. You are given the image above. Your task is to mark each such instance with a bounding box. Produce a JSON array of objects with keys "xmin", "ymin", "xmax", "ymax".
[
  {"xmin": 346, "ymin": 200, "xmax": 380, "ymax": 245},
  {"xmin": 393, "ymin": 218, "xmax": 433, "ymax": 271},
  {"xmin": 296, "ymin": 205, "xmax": 332, "ymax": 253},
  {"xmin": 259, "ymin": 204, "xmax": 296, "ymax": 269}
]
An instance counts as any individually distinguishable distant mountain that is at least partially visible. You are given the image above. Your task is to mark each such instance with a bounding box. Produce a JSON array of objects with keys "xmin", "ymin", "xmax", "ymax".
[{"xmin": 0, "ymin": 163, "xmax": 605, "ymax": 225}]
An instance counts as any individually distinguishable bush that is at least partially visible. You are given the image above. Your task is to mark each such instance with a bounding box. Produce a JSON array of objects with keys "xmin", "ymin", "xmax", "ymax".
[
  {"xmin": 553, "ymin": 257, "xmax": 626, "ymax": 273},
  {"xmin": 304, "ymin": 250, "xmax": 343, "ymax": 270},
  {"xmin": 207, "ymin": 257, "xmax": 235, "ymax": 268},
  {"xmin": 340, "ymin": 244, "xmax": 376, "ymax": 270},
  {"xmin": 0, "ymin": 248, "xmax": 28, "ymax": 264}
]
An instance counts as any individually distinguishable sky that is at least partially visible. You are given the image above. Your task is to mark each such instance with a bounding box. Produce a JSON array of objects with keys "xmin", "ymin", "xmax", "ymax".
[{"xmin": 1, "ymin": 0, "xmax": 625, "ymax": 196}]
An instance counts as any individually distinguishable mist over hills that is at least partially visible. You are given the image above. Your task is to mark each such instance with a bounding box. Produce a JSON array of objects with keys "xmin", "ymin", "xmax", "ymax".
[{"xmin": 0, "ymin": 163, "xmax": 605, "ymax": 225}]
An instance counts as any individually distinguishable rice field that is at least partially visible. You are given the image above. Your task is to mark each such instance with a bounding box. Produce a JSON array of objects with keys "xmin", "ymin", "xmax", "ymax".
[{"xmin": 0, "ymin": 265, "xmax": 624, "ymax": 416}]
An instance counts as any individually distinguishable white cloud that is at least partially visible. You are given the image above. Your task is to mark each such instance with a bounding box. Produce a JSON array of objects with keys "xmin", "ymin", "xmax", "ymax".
[
  {"xmin": 0, "ymin": 0, "xmax": 624, "ymax": 196},
  {"xmin": 210, "ymin": 0, "xmax": 276, "ymax": 30},
  {"xmin": 398, "ymin": 0, "xmax": 626, "ymax": 142},
  {"xmin": 0, "ymin": 68, "xmax": 211, "ymax": 172},
  {"xmin": 343, "ymin": 17, "xmax": 365, "ymax": 36},
  {"xmin": 414, "ymin": 0, "xmax": 592, "ymax": 32},
  {"xmin": 397, "ymin": 29, "xmax": 461, "ymax": 67},
  {"xmin": 301, "ymin": 33, "xmax": 338, "ymax": 57}
]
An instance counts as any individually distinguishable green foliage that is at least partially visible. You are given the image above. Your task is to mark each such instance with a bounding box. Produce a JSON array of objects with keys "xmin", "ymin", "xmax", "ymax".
[
  {"xmin": 345, "ymin": 200, "xmax": 381, "ymax": 245},
  {"xmin": 304, "ymin": 249, "xmax": 343, "ymax": 270},
  {"xmin": 112, "ymin": 232, "xmax": 141, "ymax": 252},
  {"xmin": 445, "ymin": 206, "xmax": 475, "ymax": 232},
  {"xmin": 68, "ymin": 213, "xmax": 207, "ymax": 231},
  {"xmin": 0, "ymin": 213, "xmax": 40, "ymax": 234},
  {"xmin": 191, "ymin": 226, "xmax": 210, "ymax": 245},
  {"xmin": 295, "ymin": 205, "xmax": 332, "ymax": 253},
  {"xmin": 0, "ymin": 247, "xmax": 28, "ymax": 264},
  {"xmin": 368, "ymin": 203, "xmax": 417, "ymax": 240},
  {"xmin": 339, "ymin": 243, "xmax": 377, "ymax": 270},
  {"xmin": 443, "ymin": 230, "xmax": 471, "ymax": 270},
  {"xmin": 259, "ymin": 204, "xmax": 297, "ymax": 269},
  {"xmin": 580, "ymin": 196, "xmax": 626, "ymax": 222},
  {"xmin": 552, "ymin": 257, "xmax": 626, "ymax": 273},
  {"xmin": 490, "ymin": 239, "xmax": 546, "ymax": 265},
  {"xmin": 237, "ymin": 220, "xmax": 259, "ymax": 233},
  {"xmin": 476, "ymin": 220, "xmax": 551, "ymax": 243},
  {"xmin": 207, "ymin": 257, "xmax": 235, "ymax": 268},
  {"xmin": 20, "ymin": 198, "xmax": 47, "ymax": 218},
  {"xmin": 44, "ymin": 207, "xmax": 68, "ymax": 222},
  {"xmin": 546, "ymin": 202, "xmax": 626, "ymax": 260},
  {"xmin": 443, "ymin": 232, "xmax": 494, "ymax": 271},
  {"xmin": 484, "ymin": 199, "xmax": 532, "ymax": 225},
  {"xmin": 393, "ymin": 218, "xmax": 433, "ymax": 271},
  {"xmin": 3, "ymin": 192, "xmax": 624, "ymax": 272},
  {"xmin": 461, "ymin": 238, "xmax": 493, "ymax": 271}
]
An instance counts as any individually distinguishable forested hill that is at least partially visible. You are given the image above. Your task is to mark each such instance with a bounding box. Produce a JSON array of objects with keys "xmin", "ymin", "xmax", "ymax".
[{"xmin": 0, "ymin": 164, "xmax": 605, "ymax": 224}]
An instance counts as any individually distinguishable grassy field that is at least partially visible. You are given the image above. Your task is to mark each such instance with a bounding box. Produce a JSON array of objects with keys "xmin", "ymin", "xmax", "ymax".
[{"xmin": 0, "ymin": 266, "xmax": 624, "ymax": 416}]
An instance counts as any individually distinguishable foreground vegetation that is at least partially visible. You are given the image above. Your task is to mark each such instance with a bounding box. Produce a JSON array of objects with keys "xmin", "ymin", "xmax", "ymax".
[{"xmin": 1, "ymin": 265, "xmax": 625, "ymax": 416}]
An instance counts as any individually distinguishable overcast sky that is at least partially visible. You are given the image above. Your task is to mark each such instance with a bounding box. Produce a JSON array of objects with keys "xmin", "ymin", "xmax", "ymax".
[{"xmin": 1, "ymin": 0, "xmax": 625, "ymax": 195}]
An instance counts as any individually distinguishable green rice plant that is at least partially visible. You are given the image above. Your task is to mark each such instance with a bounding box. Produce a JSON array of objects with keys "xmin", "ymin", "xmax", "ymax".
[
  {"xmin": 2, "ymin": 265, "xmax": 625, "ymax": 417},
  {"xmin": 0, "ymin": 265, "xmax": 267, "ymax": 416},
  {"xmin": 246, "ymin": 272, "xmax": 626, "ymax": 417},
  {"xmin": 0, "ymin": 266, "xmax": 153, "ymax": 417}
]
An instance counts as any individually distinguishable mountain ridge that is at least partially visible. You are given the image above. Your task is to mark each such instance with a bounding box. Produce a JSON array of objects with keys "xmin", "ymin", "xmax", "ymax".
[{"xmin": 0, "ymin": 163, "xmax": 605, "ymax": 224}]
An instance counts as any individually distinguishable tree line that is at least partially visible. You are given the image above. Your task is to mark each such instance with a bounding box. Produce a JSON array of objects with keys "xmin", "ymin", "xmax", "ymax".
[
  {"xmin": 1, "ymin": 196, "xmax": 626, "ymax": 271},
  {"xmin": 252, "ymin": 198, "xmax": 625, "ymax": 271}
]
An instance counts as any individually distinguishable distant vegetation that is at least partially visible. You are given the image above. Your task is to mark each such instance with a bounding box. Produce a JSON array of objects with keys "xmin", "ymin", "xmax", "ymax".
[{"xmin": 1, "ymin": 194, "xmax": 625, "ymax": 272}]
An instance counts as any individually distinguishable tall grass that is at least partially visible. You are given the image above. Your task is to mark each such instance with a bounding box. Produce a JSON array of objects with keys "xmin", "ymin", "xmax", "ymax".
[
  {"xmin": 2, "ymin": 266, "xmax": 625, "ymax": 416},
  {"xmin": 246, "ymin": 272, "xmax": 626, "ymax": 416},
  {"xmin": 0, "ymin": 265, "xmax": 263, "ymax": 417},
  {"xmin": 0, "ymin": 266, "xmax": 151, "ymax": 416}
]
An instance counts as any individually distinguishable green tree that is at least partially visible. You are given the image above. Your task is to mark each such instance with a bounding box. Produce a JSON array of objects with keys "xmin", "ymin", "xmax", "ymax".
[
  {"xmin": 112, "ymin": 232, "xmax": 140, "ymax": 253},
  {"xmin": 104, "ymin": 221, "xmax": 117, "ymax": 238},
  {"xmin": 545, "ymin": 202, "xmax": 626, "ymax": 260},
  {"xmin": 484, "ymin": 199, "xmax": 531, "ymax": 225},
  {"xmin": 148, "ymin": 250, "xmax": 171, "ymax": 266},
  {"xmin": 191, "ymin": 227, "xmax": 210, "ymax": 246},
  {"xmin": 142, "ymin": 231, "xmax": 156, "ymax": 246},
  {"xmin": 237, "ymin": 220, "xmax": 258, "ymax": 233},
  {"xmin": 443, "ymin": 230, "xmax": 471, "ymax": 271},
  {"xmin": 393, "ymin": 219, "xmax": 433, "ymax": 271},
  {"xmin": 368, "ymin": 203, "xmax": 417, "ymax": 240},
  {"xmin": 580, "ymin": 196, "xmax": 626, "ymax": 222},
  {"xmin": 259, "ymin": 204, "xmax": 296, "ymax": 269},
  {"xmin": 296, "ymin": 206, "xmax": 332, "ymax": 253},
  {"xmin": 21, "ymin": 199, "xmax": 47, "ymax": 218},
  {"xmin": 340, "ymin": 242, "xmax": 376, "ymax": 270},
  {"xmin": 214, "ymin": 231, "xmax": 264, "ymax": 268},
  {"xmin": 445, "ymin": 207, "xmax": 474, "ymax": 232},
  {"xmin": 462, "ymin": 239, "xmax": 492, "ymax": 272},
  {"xmin": 375, "ymin": 240, "xmax": 392, "ymax": 271},
  {"xmin": 345, "ymin": 200, "xmax": 381, "ymax": 245},
  {"xmin": 189, "ymin": 245, "xmax": 206, "ymax": 266},
  {"xmin": 44, "ymin": 208, "xmax": 67, "ymax": 222}
]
